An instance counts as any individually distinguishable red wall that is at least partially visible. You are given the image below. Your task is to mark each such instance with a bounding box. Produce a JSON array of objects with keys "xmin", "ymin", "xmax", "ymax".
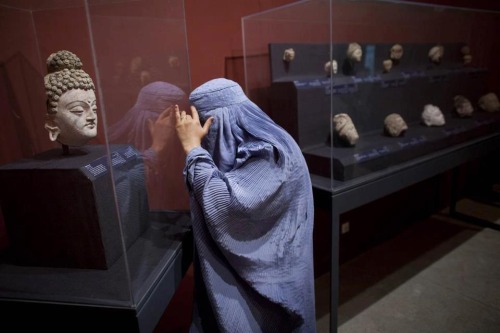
[{"xmin": 184, "ymin": 0, "xmax": 297, "ymax": 88}]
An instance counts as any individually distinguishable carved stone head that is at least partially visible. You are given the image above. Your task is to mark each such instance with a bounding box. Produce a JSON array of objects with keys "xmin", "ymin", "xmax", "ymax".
[
  {"xmin": 453, "ymin": 95, "xmax": 474, "ymax": 117},
  {"xmin": 324, "ymin": 59, "xmax": 338, "ymax": 76},
  {"xmin": 478, "ymin": 92, "xmax": 500, "ymax": 112},
  {"xmin": 428, "ymin": 45, "xmax": 444, "ymax": 64},
  {"xmin": 44, "ymin": 50, "xmax": 97, "ymax": 146},
  {"xmin": 384, "ymin": 113, "xmax": 408, "ymax": 137},
  {"xmin": 283, "ymin": 48, "xmax": 295, "ymax": 62},
  {"xmin": 347, "ymin": 43, "xmax": 362, "ymax": 62},
  {"xmin": 382, "ymin": 59, "xmax": 393, "ymax": 73},
  {"xmin": 332, "ymin": 113, "xmax": 359, "ymax": 146},
  {"xmin": 390, "ymin": 44, "xmax": 403, "ymax": 61},
  {"xmin": 421, "ymin": 104, "xmax": 445, "ymax": 126}
]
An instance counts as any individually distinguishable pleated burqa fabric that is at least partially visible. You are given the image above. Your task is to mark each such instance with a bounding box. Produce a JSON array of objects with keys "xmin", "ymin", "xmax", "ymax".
[{"xmin": 185, "ymin": 78, "xmax": 316, "ymax": 332}]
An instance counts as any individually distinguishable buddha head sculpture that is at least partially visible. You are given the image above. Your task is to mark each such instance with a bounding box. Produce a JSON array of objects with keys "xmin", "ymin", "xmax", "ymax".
[
  {"xmin": 390, "ymin": 44, "xmax": 403, "ymax": 63},
  {"xmin": 421, "ymin": 104, "xmax": 445, "ymax": 126},
  {"xmin": 44, "ymin": 50, "xmax": 97, "ymax": 147},
  {"xmin": 347, "ymin": 43, "xmax": 362, "ymax": 63},
  {"xmin": 283, "ymin": 48, "xmax": 295, "ymax": 62},
  {"xmin": 332, "ymin": 113, "xmax": 359, "ymax": 146},
  {"xmin": 428, "ymin": 45, "xmax": 444, "ymax": 64},
  {"xmin": 384, "ymin": 113, "xmax": 408, "ymax": 137},
  {"xmin": 324, "ymin": 59, "xmax": 338, "ymax": 76},
  {"xmin": 453, "ymin": 95, "xmax": 474, "ymax": 117},
  {"xmin": 478, "ymin": 92, "xmax": 500, "ymax": 112}
]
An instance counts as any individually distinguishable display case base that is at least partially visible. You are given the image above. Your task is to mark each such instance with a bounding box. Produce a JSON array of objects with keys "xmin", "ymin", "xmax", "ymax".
[
  {"xmin": 0, "ymin": 211, "xmax": 192, "ymax": 333},
  {"xmin": 0, "ymin": 145, "xmax": 149, "ymax": 269}
]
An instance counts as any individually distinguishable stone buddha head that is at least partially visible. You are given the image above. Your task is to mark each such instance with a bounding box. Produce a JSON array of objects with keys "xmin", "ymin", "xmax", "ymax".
[{"xmin": 44, "ymin": 50, "xmax": 97, "ymax": 147}]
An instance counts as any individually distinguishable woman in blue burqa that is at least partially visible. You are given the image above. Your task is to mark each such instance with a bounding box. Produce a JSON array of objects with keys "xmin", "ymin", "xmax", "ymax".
[
  {"xmin": 175, "ymin": 78, "xmax": 316, "ymax": 332},
  {"xmin": 108, "ymin": 81, "xmax": 189, "ymax": 211}
]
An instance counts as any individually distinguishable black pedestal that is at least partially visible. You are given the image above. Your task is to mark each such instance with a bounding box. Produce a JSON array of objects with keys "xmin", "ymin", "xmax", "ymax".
[{"xmin": 0, "ymin": 144, "xmax": 149, "ymax": 269}]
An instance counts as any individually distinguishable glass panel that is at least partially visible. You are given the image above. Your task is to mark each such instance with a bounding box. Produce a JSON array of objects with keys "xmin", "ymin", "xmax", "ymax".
[
  {"xmin": 242, "ymin": 2, "xmax": 333, "ymax": 331},
  {"xmin": 243, "ymin": 1, "xmax": 500, "ymax": 331},
  {"xmin": 242, "ymin": 0, "xmax": 332, "ymax": 112},
  {"xmin": 86, "ymin": 0, "xmax": 192, "ymax": 307},
  {"xmin": 325, "ymin": 0, "xmax": 500, "ymax": 190},
  {"xmin": 244, "ymin": 0, "xmax": 500, "ymax": 192},
  {"xmin": 0, "ymin": 0, "xmax": 190, "ymax": 320}
]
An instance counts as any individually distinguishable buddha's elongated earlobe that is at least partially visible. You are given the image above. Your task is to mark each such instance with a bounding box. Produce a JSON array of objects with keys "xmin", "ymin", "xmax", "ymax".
[{"xmin": 44, "ymin": 120, "xmax": 60, "ymax": 142}]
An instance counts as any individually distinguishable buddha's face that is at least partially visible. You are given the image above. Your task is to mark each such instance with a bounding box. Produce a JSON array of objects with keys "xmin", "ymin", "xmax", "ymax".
[{"xmin": 45, "ymin": 88, "xmax": 98, "ymax": 146}]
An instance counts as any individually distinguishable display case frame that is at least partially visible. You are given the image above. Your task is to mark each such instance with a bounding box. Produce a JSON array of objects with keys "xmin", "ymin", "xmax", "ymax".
[
  {"xmin": 243, "ymin": 1, "xmax": 500, "ymax": 332},
  {"xmin": 0, "ymin": 0, "xmax": 192, "ymax": 331}
]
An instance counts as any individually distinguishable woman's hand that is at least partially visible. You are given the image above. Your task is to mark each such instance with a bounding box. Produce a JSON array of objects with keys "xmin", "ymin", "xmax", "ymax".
[
  {"xmin": 148, "ymin": 105, "xmax": 176, "ymax": 155},
  {"xmin": 175, "ymin": 105, "xmax": 213, "ymax": 154}
]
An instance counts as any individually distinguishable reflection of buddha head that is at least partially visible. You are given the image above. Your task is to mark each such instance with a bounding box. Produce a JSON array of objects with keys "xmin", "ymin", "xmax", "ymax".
[
  {"xmin": 168, "ymin": 55, "xmax": 180, "ymax": 68},
  {"xmin": 384, "ymin": 113, "xmax": 408, "ymax": 137},
  {"xmin": 453, "ymin": 95, "xmax": 474, "ymax": 117},
  {"xmin": 347, "ymin": 43, "xmax": 362, "ymax": 62},
  {"xmin": 129, "ymin": 56, "xmax": 143, "ymax": 74},
  {"xmin": 421, "ymin": 104, "xmax": 445, "ymax": 126},
  {"xmin": 333, "ymin": 113, "xmax": 359, "ymax": 146},
  {"xmin": 44, "ymin": 50, "xmax": 97, "ymax": 146}
]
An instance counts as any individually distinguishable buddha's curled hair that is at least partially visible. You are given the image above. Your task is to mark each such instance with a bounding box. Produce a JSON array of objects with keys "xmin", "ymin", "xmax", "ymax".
[{"xmin": 44, "ymin": 50, "xmax": 95, "ymax": 114}]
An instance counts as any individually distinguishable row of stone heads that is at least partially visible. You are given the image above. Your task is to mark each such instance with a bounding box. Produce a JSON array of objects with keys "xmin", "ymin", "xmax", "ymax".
[{"xmin": 332, "ymin": 92, "xmax": 500, "ymax": 146}]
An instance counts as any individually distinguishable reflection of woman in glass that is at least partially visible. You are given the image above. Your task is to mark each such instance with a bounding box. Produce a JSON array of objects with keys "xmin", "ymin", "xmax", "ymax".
[
  {"xmin": 108, "ymin": 81, "xmax": 189, "ymax": 211},
  {"xmin": 44, "ymin": 50, "xmax": 97, "ymax": 147}
]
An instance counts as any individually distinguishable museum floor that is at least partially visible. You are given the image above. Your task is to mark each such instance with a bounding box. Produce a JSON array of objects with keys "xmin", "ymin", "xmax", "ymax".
[
  {"xmin": 156, "ymin": 196, "xmax": 500, "ymax": 333},
  {"xmin": 315, "ymin": 197, "xmax": 500, "ymax": 333}
]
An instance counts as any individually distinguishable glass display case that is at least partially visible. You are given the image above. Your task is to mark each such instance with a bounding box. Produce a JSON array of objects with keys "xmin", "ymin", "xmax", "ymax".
[
  {"xmin": 243, "ymin": 1, "xmax": 500, "ymax": 332},
  {"xmin": 0, "ymin": 0, "xmax": 191, "ymax": 331},
  {"xmin": 243, "ymin": 0, "xmax": 500, "ymax": 186}
]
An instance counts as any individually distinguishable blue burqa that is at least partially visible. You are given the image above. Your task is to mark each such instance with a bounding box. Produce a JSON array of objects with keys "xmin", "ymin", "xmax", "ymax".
[{"xmin": 185, "ymin": 78, "xmax": 316, "ymax": 332}]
